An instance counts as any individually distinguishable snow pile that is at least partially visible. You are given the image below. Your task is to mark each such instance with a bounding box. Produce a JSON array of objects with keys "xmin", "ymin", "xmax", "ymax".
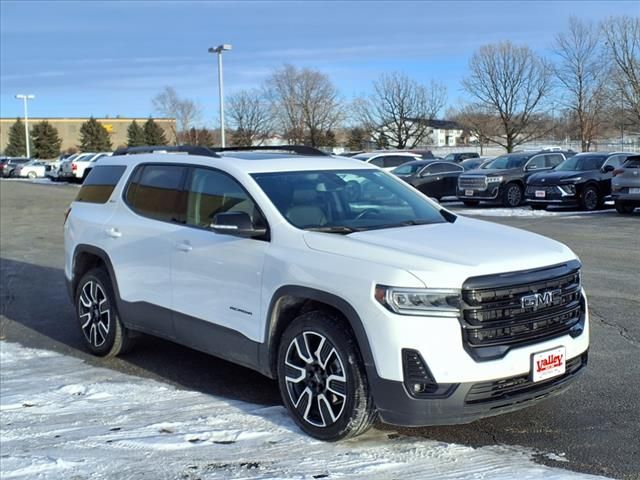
[
  {"xmin": 452, "ymin": 207, "xmax": 613, "ymax": 218},
  {"xmin": 0, "ymin": 342, "xmax": 608, "ymax": 479}
]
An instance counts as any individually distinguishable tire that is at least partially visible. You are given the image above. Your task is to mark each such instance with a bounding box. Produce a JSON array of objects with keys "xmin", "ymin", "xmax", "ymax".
[
  {"xmin": 530, "ymin": 204, "xmax": 547, "ymax": 211},
  {"xmin": 74, "ymin": 268, "xmax": 132, "ymax": 357},
  {"xmin": 277, "ymin": 311, "xmax": 377, "ymax": 441},
  {"xmin": 27, "ymin": 171, "xmax": 37, "ymax": 179},
  {"xmin": 502, "ymin": 183, "xmax": 523, "ymax": 208},
  {"xmin": 615, "ymin": 202, "xmax": 636, "ymax": 214},
  {"xmin": 462, "ymin": 200, "xmax": 480, "ymax": 207},
  {"xmin": 580, "ymin": 186, "xmax": 599, "ymax": 211}
]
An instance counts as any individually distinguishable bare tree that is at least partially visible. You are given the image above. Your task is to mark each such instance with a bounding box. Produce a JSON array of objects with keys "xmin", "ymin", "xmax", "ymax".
[
  {"xmin": 462, "ymin": 42, "xmax": 552, "ymax": 152},
  {"xmin": 355, "ymin": 73, "xmax": 447, "ymax": 149},
  {"xmin": 152, "ymin": 87, "xmax": 201, "ymax": 144},
  {"xmin": 266, "ymin": 65, "xmax": 342, "ymax": 147},
  {"xmin": 554, "ymin": 18, "xmax": 608, "ymax": 151},
  {"xmin": 227, "ymin": 89, "xmax": 272, "ymax": 146},
  {"xmin": 452, "ymin": 105, "xmax": 502, "ymax": 155},
  {"xmin": 602, "ymin": 16, "xmax": 640, "ymax": 124}
]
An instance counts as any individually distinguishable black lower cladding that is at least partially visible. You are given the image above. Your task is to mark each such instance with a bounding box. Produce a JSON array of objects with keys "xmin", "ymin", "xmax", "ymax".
[{"xmin": 372, "ymin": 350, "xmax": 588, "ymax": 427}]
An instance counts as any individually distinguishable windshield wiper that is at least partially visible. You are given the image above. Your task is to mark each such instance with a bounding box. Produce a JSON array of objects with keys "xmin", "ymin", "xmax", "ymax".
[
  {"xmin": 305, "ymin": 225, "xmax": 358, "ymax": 234},
  {"xmin": 359, "ymin": 220, "xmax": 433, "ymax": 231}
]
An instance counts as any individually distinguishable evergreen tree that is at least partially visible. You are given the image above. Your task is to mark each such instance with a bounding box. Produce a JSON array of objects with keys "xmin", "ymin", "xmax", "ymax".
[
  {"xmin": 347, "ymin": 127, "xmax": 367, "ymax": 151},
  {"xmin": 194, "ymin": 128, "xmax": 216, "ymax": 147},
  {"xmin": 4, "ymin": 118, "xmax": 31, "ymax": 157},
  {"xmin": 127, "ymin": 120, "xmax": 147, "ymax": 147},
  {"xmin": 32, "ymin": 120, "xmax": 62, "ymax": 159},
  {"xmin": 231, "ymin": 128, "xmax": 253, "ymax": 147},
  {"xmin": 79, "ymin": 117, "xmax": 112, "ymax": 151},
  {"xmin": 143, "ymin": 118, "xmax": 168, "ymax": 145}
]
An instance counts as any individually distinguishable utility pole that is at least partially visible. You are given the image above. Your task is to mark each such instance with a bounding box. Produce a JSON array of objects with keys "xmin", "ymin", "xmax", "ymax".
[
  {"xmin": 15, "ymin": 94, "xmax": 35, "ymax": 157},
  {"xmin": 208, "ymin": 44, "xmax": 232, "ymax": 148}
]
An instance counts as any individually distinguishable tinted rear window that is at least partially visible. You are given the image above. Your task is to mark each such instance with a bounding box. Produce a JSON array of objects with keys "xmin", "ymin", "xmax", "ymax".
[
  {"xmin": 75, "ymin": 165, "xmax": 126, "ymax": 204},
  {"xmin": 125, "ymin": 164, "xmax": 187, "ymax": 223}
]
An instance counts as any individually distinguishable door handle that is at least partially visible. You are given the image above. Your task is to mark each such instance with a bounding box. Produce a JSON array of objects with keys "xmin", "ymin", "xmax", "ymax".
[
  {"xmin": 105, "ymin": 227, "xmax": 121, "ymax": 239},
  {"xmin": 176, "ymin": 242, "xmax": 192, "ymax": 252}
]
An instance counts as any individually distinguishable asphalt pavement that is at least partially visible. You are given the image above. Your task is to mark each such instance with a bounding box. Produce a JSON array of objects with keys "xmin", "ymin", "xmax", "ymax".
[{"xmin": 1, "ymin": 180, "xmax": 638, "ymax": 479}]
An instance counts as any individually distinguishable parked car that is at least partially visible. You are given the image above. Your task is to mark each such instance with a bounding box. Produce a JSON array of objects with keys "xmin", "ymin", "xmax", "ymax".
[
  {"xmin": 442, "ymin": 152, "xmax": 480, "ymax": 163},
  {"xmin": 406, "ymin": 150, "xmax": 436, "ymax": 160},
  {"xmin": 392, "ymin": 160, "xmax": 464, "ymax": 200},
  {"xmin": 65, "ymin": 145, "xmax": 589, "ymax": 441},
  {"xmin": 457, "ymin": 150, "xmax": 573, "ymax": 207},
  {"xmin": 1, "ymin": 157, "xmax": 31, "ymax": 177},
  {"xmin": 525, "ymin": 152, "xmax": 633, "ymax": 211},
  {"xmin": 59, "ymin": 152, "xmax": 112, "ymax": 182},
  {"xmin": 13, "ymin": 160, "xmax": 47, "ymax": 178},
  {"xmin": 351, "ymin": 151, "xmax": 422, "ymax": 171},
  {"xmin": 611, "ymin": 155, "xmax": 640, "ymax": 214}
]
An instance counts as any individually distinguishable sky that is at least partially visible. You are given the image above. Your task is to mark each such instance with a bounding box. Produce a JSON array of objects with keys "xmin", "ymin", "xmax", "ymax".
[{"xmin": 1, "ymin": 1, "xmax": 638, "ymax": 126}]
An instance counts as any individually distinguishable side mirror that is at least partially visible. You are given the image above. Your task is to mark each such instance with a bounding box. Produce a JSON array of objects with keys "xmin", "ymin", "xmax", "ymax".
[
  {"xmin": 602, "ymin": 164, "xmax": 615, "ymax": 173},
  {"xmin": 211, "ymin": 211, "xmax": 266, "ymax": 238}
]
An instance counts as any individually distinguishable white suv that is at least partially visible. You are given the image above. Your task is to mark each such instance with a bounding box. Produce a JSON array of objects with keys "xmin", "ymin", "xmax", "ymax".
[{"xmin": 64, "ymin": 145, "xmax": 589, "ymax": 440}]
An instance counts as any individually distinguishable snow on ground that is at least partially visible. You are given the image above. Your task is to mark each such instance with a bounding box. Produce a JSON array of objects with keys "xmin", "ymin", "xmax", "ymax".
[
  {"xmin": 451, "ymin": 207, "xmax": 616, "ymax": 218},
  {"xmin": 0, "ymin": 342, "xmax": 608, "ymax": 480}
]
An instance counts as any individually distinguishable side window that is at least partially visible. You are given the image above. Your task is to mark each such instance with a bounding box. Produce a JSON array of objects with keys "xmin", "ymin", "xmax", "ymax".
[
  {"xmin": 527, "ymin": 155, "xmax": 546, "ymax": 170},
  {"xmin": 369, "ymin": 157, "xmax": 384, "ymax": 167},
  {"xmin": 126, "ymin": 164, "xmax": 186, "ymax": 223},
  {"xmin": 604, "ymin": 155, "xmax": 624, "ymax": 168},
  {"xmin": 75, "ymin": 165, "xmax": 126, "ymax": 204},
  {"xmin": 546, "ymin": 154, "xmax": 564, "ymax": 167},
  {"xmin": 384, "ymin": 156, "xmax": 411, "ymax": 168},
  {"xmin": 185, "ymin": 167, "xmax": 261, "ymax": 228}
]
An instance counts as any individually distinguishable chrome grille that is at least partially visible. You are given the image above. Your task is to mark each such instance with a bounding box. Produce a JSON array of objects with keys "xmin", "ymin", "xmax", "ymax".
[
  {"xmin": 525, "ymin": 185, "xmax": 559, "ymax": 196},
  {"xmin": 458, "ymin": 176, "xmax": 487, "ymax": 190}
]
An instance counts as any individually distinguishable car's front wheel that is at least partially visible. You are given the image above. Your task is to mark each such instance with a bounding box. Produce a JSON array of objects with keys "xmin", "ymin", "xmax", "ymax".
[
  {"xmin": 277, "ymin": 311, "xmax": 376, "ymax": 441},
  {"xmin": 615, "ymin": 201, "xmax": 636, "ymax": 214},
  {"xmin": 75, "ymin": 268, "xmax": 132, "ymax": 357},
  {"xmin": 502, "ymin": 183, "xmax": 523, "ymax": 207},
  {"xmin": 580, "ymin": 186, "xmax": 599, "ymax": 211},
  {"xmin": 27, "ymin": 171, "xmax": 37, "ymax": 179}
]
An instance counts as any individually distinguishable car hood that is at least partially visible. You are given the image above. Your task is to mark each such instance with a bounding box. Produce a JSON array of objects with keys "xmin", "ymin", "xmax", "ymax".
[
  {"xmin": 461, "ymin": 168, "xmax": 519, "ymax": 176},
  {"xmin": 303, "ymin": 216, "xmax": 576, "ymax": 288},
  {"xmin": 528, "ymin": 170, "xmax": 593, "ymax": 185}
]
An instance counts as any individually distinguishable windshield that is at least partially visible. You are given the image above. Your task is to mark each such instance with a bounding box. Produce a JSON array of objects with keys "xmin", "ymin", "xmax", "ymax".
[
  {"xmin": 482, "ymin": 154, "xmax": 530, "ymax": 170},
  {"xmin": 555, "ymin": 155, "xmax": 607, "ymax": 171},
  {"xmin": 392, "ymin": 163, "xmax": 423, "ymax": 175},
  {"xmin": 252, "ymin": 170, "xmax": 448, "ymax": 232}
]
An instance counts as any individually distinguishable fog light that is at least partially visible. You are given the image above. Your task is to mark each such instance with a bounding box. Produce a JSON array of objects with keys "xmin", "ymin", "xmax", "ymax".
[{"xmin": 412, "ymin": 383, "xmax": 426, "ymax": 394}]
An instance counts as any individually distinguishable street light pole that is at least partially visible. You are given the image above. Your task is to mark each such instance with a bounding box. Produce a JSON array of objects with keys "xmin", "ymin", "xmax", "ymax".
[
  {"xmin": 208, "ymin": 44, "xmax": 232, "ymax": 148},
  {"xmin": 15, "ymin": 94, "xmax": 35, "ymax": 158}
]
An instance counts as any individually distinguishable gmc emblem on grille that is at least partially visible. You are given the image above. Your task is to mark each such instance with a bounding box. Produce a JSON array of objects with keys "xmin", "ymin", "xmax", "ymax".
[{"xmin": 521, "ymin": 289, "xmax": 561, "ymax": 310}]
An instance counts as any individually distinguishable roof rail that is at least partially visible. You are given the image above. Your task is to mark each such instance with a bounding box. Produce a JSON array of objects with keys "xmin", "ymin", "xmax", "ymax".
[
  {"xmin": 112, "ymin": 145, "xmax": 220, "ymax": 157},
  {"xmin": 212, "ymin": 145, "xmax": 329, "ymax": 156}
]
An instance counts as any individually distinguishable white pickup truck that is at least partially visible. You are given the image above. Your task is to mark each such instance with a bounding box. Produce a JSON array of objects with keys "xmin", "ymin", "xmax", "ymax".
[{"xmin": 59, "ymin": 152, "xmax": 112, "ymax": 182}]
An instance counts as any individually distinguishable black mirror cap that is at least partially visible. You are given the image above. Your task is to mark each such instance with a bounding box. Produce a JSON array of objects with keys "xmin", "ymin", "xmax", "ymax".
[
  {"xmin": 211, "ymin": 211, "xmax": 267, "ymax": 238},
  {"xmin": 602, "ymin": 164, "xmax": 615, "ymax": 173}
]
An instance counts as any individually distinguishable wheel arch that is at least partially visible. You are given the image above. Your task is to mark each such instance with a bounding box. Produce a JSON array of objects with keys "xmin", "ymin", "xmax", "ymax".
[
  {"xmin": 260, "ymin": 286, "xmax": 376, "ymax": 381},
  {"xmin": 71, "ymin": 245, "xmax": 120, "ymax": 304}
]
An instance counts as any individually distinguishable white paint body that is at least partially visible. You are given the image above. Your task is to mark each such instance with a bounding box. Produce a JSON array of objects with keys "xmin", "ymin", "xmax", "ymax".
[{"xmin": 65, "ymin": 152, "xmax": 589, "ymax": 385}]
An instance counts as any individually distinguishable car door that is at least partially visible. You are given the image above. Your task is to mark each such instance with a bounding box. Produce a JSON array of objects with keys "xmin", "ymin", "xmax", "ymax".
[
  {"xmin": 106, "ymin": 163, "xmax": 188, "ymax": 337},
  {"xmin": 171, "ymin": 166, "xmax": 269, "ymax": 345},
  {"xmin": 601, "ymin": 155, "xmax": 627, "ymax": 195}
]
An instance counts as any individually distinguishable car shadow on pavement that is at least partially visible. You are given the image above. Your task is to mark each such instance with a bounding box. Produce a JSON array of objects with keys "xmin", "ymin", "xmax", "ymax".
[{"xmin": 0, "ymin": 257, "xmax": 282, "ymax": 408}]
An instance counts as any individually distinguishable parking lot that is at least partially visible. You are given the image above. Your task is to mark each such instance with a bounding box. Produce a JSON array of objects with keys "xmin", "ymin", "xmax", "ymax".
[{"xmin": 1, "ymin": 179, "xmax": 638, "ymax": 479}]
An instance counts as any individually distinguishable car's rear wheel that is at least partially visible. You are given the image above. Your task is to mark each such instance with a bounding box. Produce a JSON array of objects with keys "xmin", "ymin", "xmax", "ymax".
[
  {"xmin": 462, "ymin": 200, "xmax": 479, "ymax": 207},
  {"xmin": 580, "ymin": 186, "xmax": 599, "ymax": 211},
  {"xmin": 75, "ymin": 268, "xmax": 132, "ymax": 357},
  {"xmin": 277, "ymin": 311, "xmax": 376, "ymax": 441},
  {"xmin": 502, "ymin": 183, "xmax": 523, "ymax": 207},
  {"xmin": 615, "ymin": 202, "xmax": 636, "ymax": 214}
]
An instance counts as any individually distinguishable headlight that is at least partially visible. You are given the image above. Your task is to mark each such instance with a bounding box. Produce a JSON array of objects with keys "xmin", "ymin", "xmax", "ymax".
[
  {"xmin": 375, "ymin": 285, "xmax": 461, "ymax": 317},
  {"xmin": 487, "ymin": 176, "xmax": 503, "ymax": 183},
  {"xmin": 558, "ymin": 184, "xmax": 576, "ymax": 195}
]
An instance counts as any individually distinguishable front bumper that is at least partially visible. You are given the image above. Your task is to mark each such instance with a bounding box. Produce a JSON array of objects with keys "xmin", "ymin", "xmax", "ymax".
[
  {"xmin": 373, "ymin": 350, "xmax": 588, "ymax": 426},
  {"xmin": 525, "ymin": 184, "xmax": 579, "ymax": 206},
  {"xmin": 456, "ymin": 186, "xmax": 500, "ymax": 200}
]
